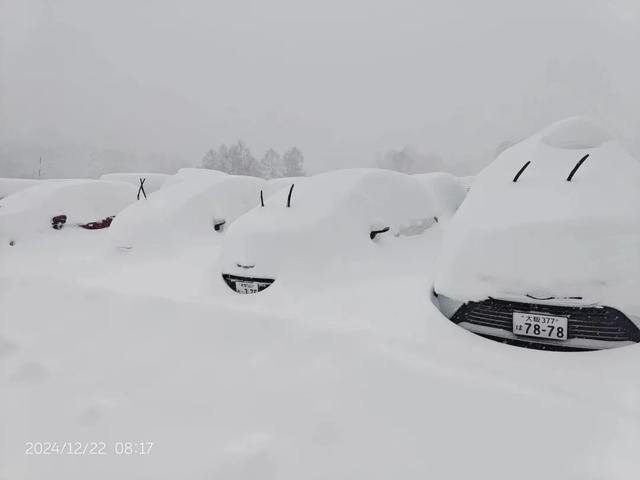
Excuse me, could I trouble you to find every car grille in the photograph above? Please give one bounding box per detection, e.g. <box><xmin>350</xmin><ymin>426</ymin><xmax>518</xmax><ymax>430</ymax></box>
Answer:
<box><xmin>451</xmin><ymin>298</ymin><xmax>640</xmax><ymax>343</ymax></box>
<box><xmin>222</xmin><ymin>274</ymin><xmax>275</xmax><ymax>293</ymax></box>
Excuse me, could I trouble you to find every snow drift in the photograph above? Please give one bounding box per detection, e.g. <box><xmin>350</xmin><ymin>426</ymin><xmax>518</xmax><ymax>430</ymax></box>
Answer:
<box><xmin>109</xmin><ymin>175</ymin><xmax>266</xmax><ymax>250</ymax></box>
<box><xmin>434</xmin><ymin>116</ymin><xmax>640</xmax><ymax>316</ymax></box>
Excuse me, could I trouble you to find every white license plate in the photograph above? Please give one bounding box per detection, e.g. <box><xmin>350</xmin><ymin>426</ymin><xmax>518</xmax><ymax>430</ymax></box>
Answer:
<box><xmin>513</xmin><ymin>312</ymin><xmax>568</xmax><ymax>341</ymax></box>
<box><xmin>235</xmin><ymin>281</ymin><xmax>259</xmax><ymax>294</ymax></box>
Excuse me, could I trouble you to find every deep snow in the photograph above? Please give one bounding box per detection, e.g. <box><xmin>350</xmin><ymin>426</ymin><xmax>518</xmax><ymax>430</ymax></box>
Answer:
<box><xmin>2</xmin><ymin>162</ymin><xmax>640</xmax><ymax>479</ymax></box>
<box><xmin>1</xmin><ymin>223</ymin><xmax>640</xmax><ymax>479</ymax></box>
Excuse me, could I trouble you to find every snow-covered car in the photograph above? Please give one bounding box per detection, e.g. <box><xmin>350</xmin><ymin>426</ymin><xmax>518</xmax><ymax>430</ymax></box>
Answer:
<box><xmin>109</xmin><ymin>175</ymin><xmax>266</xmax><ymax>250</ymax></box>
<box><xmin>218</xmin><ymin>168</ymin><xmax>437</xmax><ymax>294</ymax></box>
<box><xmin>100</xmin><ymin>173</ymin><xmax>170</xmax><ymax>196</ymax></box>
<box><xmin>161</xmin><ymin>168</ymin><xmax>228</xmax><ymax>189</ymax></box>
<box><xmin>412</xmin><ymin>172</ymin><xmax>467</xmax><ymax>222</ymax></box>
<box><xmin>433</xmin><ymin>117</ymin><xmax>640</xmax><ymax>351</ymax></box>
<box><xmin>0</xmin><ymin>179</ymin><xmax>137</xmax><ymax>246</ymax></box>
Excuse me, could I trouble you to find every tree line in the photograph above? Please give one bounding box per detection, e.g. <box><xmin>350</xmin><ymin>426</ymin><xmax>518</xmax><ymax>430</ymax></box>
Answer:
<box><xmin>201</xmin><ymin>141</ymin><xmax>305</xmax><ymax>178</ymax></box>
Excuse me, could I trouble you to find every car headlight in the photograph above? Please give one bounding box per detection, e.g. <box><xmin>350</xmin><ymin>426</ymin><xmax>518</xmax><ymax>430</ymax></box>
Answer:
<box><xmin>433</xmin><ymin>291</ymin><xmax>464</xmax><ymax>319</ymax></box>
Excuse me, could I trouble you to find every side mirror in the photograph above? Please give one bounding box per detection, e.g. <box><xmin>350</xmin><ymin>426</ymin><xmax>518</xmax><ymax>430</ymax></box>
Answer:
<box><xmin>370</xmin><ymin>226</ymin><xmax>390</xmax><ymax>240</ymax></box>
<box><xmin>213</xmin><ymin>219</ymin><xmax>226</xmax><ymax>232</ymax></box>
<box><xmin>51</xmin><ymin>215</ymin><xmax>67</xmax><ymax>230</ymax></box>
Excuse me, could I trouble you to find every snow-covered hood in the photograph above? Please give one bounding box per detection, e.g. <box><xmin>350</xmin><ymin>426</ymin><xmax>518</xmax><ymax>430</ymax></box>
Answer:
<box><xmin>435</xmin><ymin>117</ymin><xmax>640</xmax><ymax>315</ymax></box>
<box><xmin>218</xmin><ymin>168</ymin><xmax>436</xmax><ymax>280</ymax></box>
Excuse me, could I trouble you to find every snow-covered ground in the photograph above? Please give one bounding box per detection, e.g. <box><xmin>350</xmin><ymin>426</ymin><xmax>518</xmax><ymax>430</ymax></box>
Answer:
<box><xmin>2</xmin><ymin>224</ymin><xmax>640</xmax><ymax>479</ymax></box>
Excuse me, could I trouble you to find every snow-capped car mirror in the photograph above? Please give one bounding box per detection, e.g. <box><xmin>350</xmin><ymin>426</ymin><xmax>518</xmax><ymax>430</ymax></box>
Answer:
<box><xmin>213</xmin><ymin>219</ymin><xmax>226</xmax><ymax>231</ymax></box>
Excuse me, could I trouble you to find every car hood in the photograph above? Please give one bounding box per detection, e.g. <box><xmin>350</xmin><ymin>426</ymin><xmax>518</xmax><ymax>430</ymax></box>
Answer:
<box><xmin>435</xmin><ymin>218</ymin><xmax>640</xmax><ymax>316</ymax></box>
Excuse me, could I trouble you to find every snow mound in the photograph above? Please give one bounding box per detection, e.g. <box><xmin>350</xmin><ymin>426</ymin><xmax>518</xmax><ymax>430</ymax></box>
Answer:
<box><xmin>412</xmin><ymin>172</ymin><xmax>467</xmax><ymax>221</ymax></box>
<box><xmin>161</xmin><ymin>168</ymin><xmax>228</xmax><ymax>188</ymax></box>
<box><xmin>110</xmin><ymin>175</ymin><xmax>266</xmax><ymax>250</ymax></box>
<box><xmin>434</xmin><ymin>117</ymin><xmax>640</xmax><ymax>315</ymax></box>
<box><xmin>0</xmin><ymin>180</ymin><xmax>137</xmax><ymax>244</ymax></box>
<box><xmin>217</xmin><ymin>168</ymin><xmax>436</xmax><ymax>282</ymax></box>
<box><xmin>0</xmin><ymin>178</ymin><xmax>42</xmax><ymax>199</ymax></box>
<box><xmin>541</xmin><ymin>116</ymin><xmax>612</xmax><ymax>150</ymax></box>
<box><xmin>100</xmin><ymin>173</ymin><xmax>170</xmax><ymax>193</ymax></box>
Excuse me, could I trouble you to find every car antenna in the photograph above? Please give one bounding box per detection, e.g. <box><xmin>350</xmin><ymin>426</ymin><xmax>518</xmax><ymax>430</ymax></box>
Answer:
<box><xmin>286</xmin><ymin>184</ymin><xmax>294</xmax><ymax>208</ymax></box>
<box><xmin>566</xmin><ymin>154</ymin><xmax>589</xmax><ymax>182</ymax></box>
<box><xmin>512</xmin><ymin>161</ymin><xmax>531</xmax><ymax>183</ymax></box>
<box><xmin>260</xmin><ymin>190</ymin><xmax>264</xmax><ymax>207</ymax></box>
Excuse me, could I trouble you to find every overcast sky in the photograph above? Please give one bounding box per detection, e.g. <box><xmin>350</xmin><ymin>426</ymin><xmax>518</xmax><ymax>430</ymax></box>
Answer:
<box><xmin>1</xmin><ymin>0</ymin><xmax>640</xmax><ymax>173</ymax></box>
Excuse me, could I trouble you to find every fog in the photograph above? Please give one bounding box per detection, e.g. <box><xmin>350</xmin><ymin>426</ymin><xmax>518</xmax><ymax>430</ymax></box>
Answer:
<box><xmin>1</xmin><ymin>0</ymin><xmax>639</xmax><ymax>176</ymax></box>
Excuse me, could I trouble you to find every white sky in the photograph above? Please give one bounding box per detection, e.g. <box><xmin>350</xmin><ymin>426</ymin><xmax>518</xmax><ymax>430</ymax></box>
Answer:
<box><xmin>1</xmin><ymin>0</ymin><xmax>639</xmax><ymax>173</ymax></box>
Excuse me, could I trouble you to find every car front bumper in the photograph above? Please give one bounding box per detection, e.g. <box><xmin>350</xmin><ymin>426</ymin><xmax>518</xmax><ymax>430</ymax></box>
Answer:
<box><xmin>435</xmin><ymin>293</ymin><xmax>640</xmax><ymax>351</ymax></box>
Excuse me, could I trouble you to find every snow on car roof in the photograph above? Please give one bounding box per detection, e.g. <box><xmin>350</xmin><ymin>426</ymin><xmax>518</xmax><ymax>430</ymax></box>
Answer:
<box><xmin>266</xmin><ymin>176</ymin><xmax>307</xmax><ymax>192</ymax></box>
<box><xmin>0</xmin><ymin>179</ymin><xmax>137</xmax><ymax>218</ymax></box>
<box><xmin>109</xmin><ymin>175</ymin><xmax>266</xmax><ymax>249</ymax></box>
<box><xmin>161</xmin><ymin>168</ymin><xmax>228</xmax><ymax>189</ymax></box>
<box><xmin>235</xmin><ymin>168</ymin><xmax>433</xmax><ymax>231</ymax></box>
<box><xmin>0</xmin><ymin>178</ymin><xmax>42</xmax><ymax>199</ymax></box>
<box><xmin>457</xmin><ymin>116</ymin><xmax>640</xmax><ymax>224</ymax></box>
<box><xmin>434</xmin><ymin>117</ymin><xmax>640</xmax><ymax>313</ymax></box>
<box><xmin>540</xmin><ymin>116</ymin><xmax>613</xmax><ymax>149</ymax></box>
